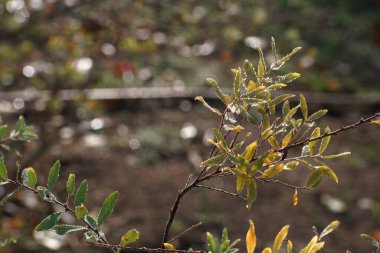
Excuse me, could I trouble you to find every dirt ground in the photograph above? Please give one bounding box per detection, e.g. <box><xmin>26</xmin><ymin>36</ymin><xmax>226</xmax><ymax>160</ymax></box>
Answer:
<box><xmin>0</xmin><ymin>99</ymin><xmax>379</xmax><ymax>253</ymax></box>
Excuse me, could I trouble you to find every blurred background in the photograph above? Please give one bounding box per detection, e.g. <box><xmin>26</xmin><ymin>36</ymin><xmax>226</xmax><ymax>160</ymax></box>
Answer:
<box><xmin>0</xmin><ymin>0</ymin><xmax>379</xmax><ymax>252</ymax></box>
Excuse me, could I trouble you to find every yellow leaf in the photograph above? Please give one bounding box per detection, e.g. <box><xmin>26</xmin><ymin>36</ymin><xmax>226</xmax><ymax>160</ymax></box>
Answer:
<box><xmin>163</xmin><ymin>243</ymin><xmax>175</xmax><ymax>250</ymax></box>
<box><xmin>263</xmin><ymin>152</ymin><xmax>281</xmax><ymax>166</ymax></box>
<box><xmin>233</xmin><ymin>125</ymin><xmax>245</xmax><ymax>133</ymax></box>
<box><xmin>259</xmin><ymin>164</ymin><xmax>284</xmax><ymax>179</ymax></box>
<box><xmin>247</xmin><ymin>80</ymin><xmax>256</xmax><ymax>93</ymax></box>
<box><xmin>281</xmin><ymin>133</ymin><xmax>292</xmax><ymax>148</ymax></box>
<box><xmin>273</xmin><ymin>225</ymin><xmax>289</xmax><ymax>253</ymax></box>
<box><xmin>246</xmin><ymin>220</ymin><xmax>256</xmax><ymax>253</ymax></box>
<box><xmin>371</xmin><ymin>119</ymin><xmax>380</xmax><ymax>125</ymax></box>
<box><xmin>287</xmin><ymin>240</ymin><xmax>293</xmax><ymax>253</ymax></box>
<box><xmin>242</xmin><ymin>141</ymin><xmax>258</xmax><ymax>161</ymax></box>
<box><xmin>262</xmin><ymin>248</ymin><xmax>272</xmax><ymax>253</ymax></box>
<box><xmin>293</xmin><ymin>189</ymin><xmax>298</xmax><ymax>207</ymax></box>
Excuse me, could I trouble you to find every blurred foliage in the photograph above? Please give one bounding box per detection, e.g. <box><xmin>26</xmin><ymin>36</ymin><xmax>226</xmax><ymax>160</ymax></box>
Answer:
<box><xmin>0</xmin><ymin>0</ymin><xmax>379</xmax><ymax>93</ymax></box>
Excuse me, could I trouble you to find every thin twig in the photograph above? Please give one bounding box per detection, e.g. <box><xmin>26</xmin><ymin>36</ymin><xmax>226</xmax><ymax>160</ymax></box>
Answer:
<box><xmin>168</xmin><ymin>222</ymin><xmax>203</xmax><ymax>243</ymax></box>
<box><xmin>91</xmin><ymin>243</ymin><xmax>206</xmax><ymax>253</ymax></box>
<box><xmin>6</xmin><ymin>179</ymin><xmax>117</xmax><ymax>253</ymax></box>
<box><xmin>277</xmin><ymin>112</ymin><xmax>380</xmax><ymax>153</ymax></box>
<box><xmin>196</xmin><ymin>185</ymin><xmax>246</xmax><ymax>201</ymax></box>
<box><xmin>255</xmin><ymin>177</ymin><xmax>309</xmax><ymax>190</ymax></box>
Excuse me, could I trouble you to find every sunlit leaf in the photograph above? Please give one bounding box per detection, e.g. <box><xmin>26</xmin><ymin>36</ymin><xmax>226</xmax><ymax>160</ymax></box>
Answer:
<box><xmin>262</xmin><ymin>248</ymin><xmax>272</xmax><ymax>253</ymax></box>
<box><xmin>201</xmin><ymin>154</ymin><xmax>227</xmax><ymax>168</ymax></box>
<box><xmin>47</xmin><ymin>160</ymin><xmax>60</xmax><ymax>192</ymax></box>
<box><xmin>293</xmin><ymin>189</ymin><xmax>298</xmax><ymax>207</ymax></box>
<box><xmin>246</xmin><ymin>220</ymin><xmax>256</xmax><ymax>253</ymax></box>
<box><xmin>318</xmin><ymin>127</ymin><xmax>331</xmax><ymax>154</ymax></box>
<box><xmin>97</xmin><ymin>191</ymin><xmax>119</xmax><ymax>226</ymax></box>
<box><xmin>320</xmin><ymin>220</ymin><xmax>340</xmax><ymax>239</ymax></box>
<box><xmin>307</xmin><ymin>110</ymin><xmax>328</xmax><ymax>122</ymax></box>
<box><xmin>195</xmin><ymin>96</ymin><xmax>222</xmax><ymax>116</ymax></box>
<box><xmin>233</xmin><ymin>68</ymin><xmax>242</xmax><ymax>99</ymax></box>
<box><xmin>287</xmin><ymin>240</ymin><xmax>293</xmax><ymax>253</ymax></box>
<box><xmin>257</xmin><ymin>47</ymin><xmax>266</xmax><ymax>83</ymax></box>
<box><xmin>207</xmin><ymin>78</ymin><xmax>228</xmax><ymax>105</ymax></box>
<box><xmin>35</xmin><ymin>212</ymin><xmax>63</xmax><ymax>232</ymax></box>
<box><xmin>281</xmin><ymin>133</ymin><xmax>292</xmax><ymax>148</ymax></box>
<box><xmin>164</xmin><ymin>243</ymin><xmax>175</xmax><ymax>250</ymax></box>
<box><xmin>75</xmin><ymin>204</ymin><xmax>89</xmax><ymax>220</ymax></box>
<box><xmin>309</xmin><ymin>128</ymin><xmax>321</xmax><ymax>154</ymax></box>
<box><xmin>120</xmin><ymin>229</ymin><xmax>140</xmax><ymax>247</ymax></box>
<box><xmin>66</xmin><ymin>173</ymin><xmax>75</xmax><ymax>199</ymax></box>
<box><xmin>321</xmin><ymin>152</ymin><xmax>351</xmax><ymax>159</ymax></box>
<box><xmin>272</xmin><ymin>47</ymin><xmax>302</xmax><ymax>70</ymax></box>
<box><xmin>207</xmin><ymin>232</ymin><xmax>216</xmax><ymax>253</ymax></box>
<box><xmin>300</xmin><ymin>94</ymin><xmax>308</xmax><ymax>120</ymax></box>
<box><xmin>242</xmin><ymin>141</ymin><xmax>258</xmax><ymax>162</ymax></box>
<box><xmin>259</xmin><ymin>164</ymin><xmax>284</xmax><ymax>179</ymax></box>
<box><xmin>273</xmin><ymin>225</ymin><xmax>289</xmax><ymax>253</ymax></box>
<box><xmin>305</xmin><ymin>170</ymin><xmax>323</xmax><ymax>189</ymax></box>
<box><xmin>360</xmin><ymin>234</ymin><xmax>379</xmax><ymax>248</ymax></box>
<box><xmin>21</xmin><ymin>167</ymin><xmax>37</xmax><ymax>188</ymax></box>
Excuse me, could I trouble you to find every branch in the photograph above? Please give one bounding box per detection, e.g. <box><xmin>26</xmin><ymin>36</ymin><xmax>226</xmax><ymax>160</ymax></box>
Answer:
<box><xmin>92</xmin><ymin>243</ymin><xmax>206</xmax><ymax>253</ymax></box>
<box><xmin>277</xmin><ymin>112</ymin><xmax>380</xmax><ymax>152</ymax></box>
<box><xmin>196</xmin><ymin>185</ymin><xmax>246</xmax><ymax>201</ymax></box>
<box><xmin>168</xmin><ymin>222</ymin><xmax>203</xmax><ymax>243</ymax></box>
<box><xmin>5</xmin><ymin>179</ymin><xmax>117</xmax><ymax>253</ymax></box>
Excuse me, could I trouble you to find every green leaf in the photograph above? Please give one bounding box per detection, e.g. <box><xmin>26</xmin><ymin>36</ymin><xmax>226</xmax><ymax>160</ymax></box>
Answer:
<box><xmin>321</xmin><ymin>152</ymin><xmax>351</xmax><ymax>159</ymax></box>
<box><xmin>250</xmin><ymin>152</ymin><xmax>268</xmax><ymax>174</ymax></box>
<box><xmin>305</xmin><ymin>170</ymin><xmax>323</xmax><ymax>189</ymax></box>
<box><xmin>285</xmin><ymin>105</ymin><xmax>300</xmax><ymax>121</ymax></box>
<box><xmin>272</xmin><ymin>47</ymin><xmax>302</xmax><ymax>70</ymax></box>
<box><xmin>360</xmin><ymin>234</ymin><xmax>379</xmax><ymax>248</ymax></box>
<box><xmin>307</xmin><ymin>109</ymin><xmax>328</xmax><ymax>122</ymax></box>
<box><xmin>97</xmin><ymin>191</ymin><xmax>119</xmax><ymax>226</ymax></box>
<box><xmin>300</xmin><ymin>94</ymin><xmax>308</xmax><ymax>120</ymax></box>
<box><xmin>318</xmin><ymin>166</ymin><xmax>338</xmax><ymax>183</ymax></box>
<box><xmin>236</xmin><ymin>174</ymin><xmax>245</xmax><ymax>194</ymax></box>
<box><xmin>309</xmin><ymin>127</ymin><xmax>321</xmax><ymax>154</ymax></box>
<box><xmin>74</xmin><ymin>180</ymin><xmax>88</xmax><ymax>207</ymax></box>
<box><xmin>120</xmin><ymin>229</ymin><xmax>140</xmax><ymax>247</ymax></box>
<box><xmin>14</xmin><ymin>116</ymin><xmax>26</xmax><ymax>134</ymax></box>
<box><xmin>50</xmin><ymin>225</ymin><xmax>87</xmax><ymax>235</ymax></box>
<box><xmin>213</xmin><ymin>128</ymin><xmax>228</xmax><ymax>148</ymax></box>
<box><xmin>0</xmin><ymin>159</ymin><xmax>8</xmax><ymax>180</ymax></box>
<box><xmin>201</xmin><ymin>154</ymin><xmax>227</xmax><ymax>168</ymax></box>
<box><xmin>246</xmin><ymin>179</ymin><xmax>257</xmax><ymax>209</ymax></box>
<box><xmin>47</xmin><ymin>160</ymin><xmax>60</xmax><ymax>191</ymax></box>
<box><xmin>242</xmin><ymin>141</ymin><xmax>258</xmax><ymax>162</ymax></box>
<box><xmin>66</xmin><ymin>173</ymin><xmax>75</xmax><ymax>199</ymax></box>
<box><xmin>37</xmin><ymin>186</ymin><xmax>57</xmax><ymax>203</ymax></box>
<box><xmin>207</xmin><ymin>78</ymin><xmax>228</xmax><ymax>105</ymax></box>
<box><xmin>195</xmin><ymin>96</ymin><xmax>222</xmax><ymax>116</ymax></box>
<box><xmin>319</xmin><ymin>127</ymin><xmax>331</xmax><ymax>154</ymax></box>
<box><xmin>271</xmin><ymin>94</ymin><xmax>295</xmax><ymax>106</ymax></box>
<box><xmin>35</xmin><ymin>212</ymin><xmax>64</xmax><ymax>231</ymax></box>
<box><xmin>84</xmin><ymin>215</ymin><xmax>98</xmax><ymax>229</ymax></box>
<box><xmin>244</xmin><ymin>60</ymin><xmax>255</xmax><ymax>76</ymax></box>
<box><xmin>320</xmin><ymin>220</ymin><xmax>340</xmax><ymax>239</ymax></box>
<box><xmin>207</xmin><ymin>232</ymin><xmax>217</xmax><ymax>253</ymax></box>
<box><xmin>84</xmin><ymin>231</ymin><xmax>98</xmax><ymax>242</ymax></box>
<box><xmin>75</xmin><ymin>204</ymin><xmax>89</xmax><ymax>220</ymax></box>
<box><xmin>257</xmin><ymin>47</ymin><xmax>266</xmax><ymax>83</ymax></box>
<box><xmin>232</xmin><ymin>68</ymin><xmax>242</xmax><ymax>99</ymax></box>
<box><xmin>0</xmin><ymin>188</ymin><xmax>20</xmax><ymax>206</ymax></box>
<box><xmin>0</xmin><ymin>125</ymin><xmax>8</xmax><ymax>140</ymax></box>
<box><xmin>259</xmin><ymin>164</ymin><xmax>284</xmax><ymax>179</ymax></box>
<box><xmin>271</xmin><ymin>37</ymin><xmax>278</xmax><ymax>62</ymax></box>
<box><xmin>282</xmin><ymin>100</ymin><xmax>290</xmax><ymax>118</ymax></box>
<box><xmin>21</xmin><ymin>167</ymin><xmax>37</xmax><ymax>188</ymax></box>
